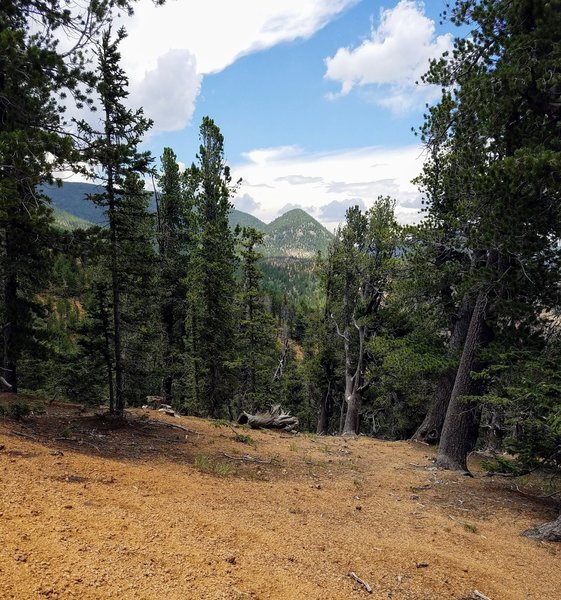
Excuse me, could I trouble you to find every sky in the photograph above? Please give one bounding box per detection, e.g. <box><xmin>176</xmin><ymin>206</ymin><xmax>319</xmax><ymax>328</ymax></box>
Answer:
<box><xmin>109</xmin><ymin>0</ymin><xmax>459</xmax><ymax>228</ymax></box>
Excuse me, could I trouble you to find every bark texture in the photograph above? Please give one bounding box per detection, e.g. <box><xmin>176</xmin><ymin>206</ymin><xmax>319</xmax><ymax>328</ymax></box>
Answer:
<box><xmin>522</xmin><ymin>513</ymin><xmax>561</xmax><ymax>542</ymax></box>
<box><xmin>238</xmin><ymin>405</ymin><xmax>298</xmax><ymax>432</ymax></box>
<box><xmin>436</xmin><ymin>290</ymin><xmax>488</xmax><ymax>472</ymax></box>
<box><xmin>316</xmin><ymin>383</ymin><xmax>333</xmax><ymax>435</ymax></box>
<box><xmin>412</xmin><ymin>295</ymin><xmax>474</xmax><ymax>443</ymax></box>
<box><xmin>3</xmin><ymin>272</ymin><xmax>17</xmax><ymax>393</ymax></box>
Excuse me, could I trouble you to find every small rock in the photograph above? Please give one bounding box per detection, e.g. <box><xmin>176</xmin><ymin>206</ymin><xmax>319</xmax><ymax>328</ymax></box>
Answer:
<box><xmin>225</xmin><ymin>555</ymin><xmax>236</xmax><ymax>565</ymax></box>
<box><xmin>50</xmin><ymin>450</ymin><xmax>63</xmax><ymax>456</ymax></box>
<box><xmin>415</xmin><ymin>562</ymin><xmax>429</xmax><ymax>568</ymax></box>
<box><xmin>355</xmin><ymin>505</ymin><xmax>362</xmax><ymax>511</ymax></box>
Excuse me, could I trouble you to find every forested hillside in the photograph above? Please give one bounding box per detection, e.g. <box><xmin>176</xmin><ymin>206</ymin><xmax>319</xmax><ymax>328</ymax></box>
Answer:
<box><xmin>1</xmin><ymin>0</ymin><xmax>560</xmax><ymax>560</ymax></box>
<box><xmin>46</xmin><ymin>182</ymin><xmax>333</xmax><ymax>259</ymax></box>
<box><xmin>46</xmin><ymin>182</ymin><xmax>330</xmax><ymax>300</ymax></box>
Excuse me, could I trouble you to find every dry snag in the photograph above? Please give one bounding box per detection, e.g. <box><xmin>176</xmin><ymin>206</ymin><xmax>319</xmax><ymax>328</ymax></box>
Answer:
<box><xmin>237</xmin><ymin>404</ymin><xmax>298</xmax><ymax>432</ymax></box>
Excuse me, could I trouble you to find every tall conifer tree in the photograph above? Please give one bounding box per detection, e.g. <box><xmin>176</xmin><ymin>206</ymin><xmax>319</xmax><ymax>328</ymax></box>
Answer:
<box><xmin>79</xmin><ymin>27</ymin><xmax>153</xmax><ymax>416</ymax></box>
<box><xmin>190</xmin><ymin>117</ymin><xmax>237</xmax><ymax>417</ymax></box>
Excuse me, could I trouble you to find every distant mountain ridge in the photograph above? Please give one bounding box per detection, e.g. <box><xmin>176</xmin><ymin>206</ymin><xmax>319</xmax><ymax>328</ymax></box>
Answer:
<box><xmin>44</xmin><ymin>181</ymin><xmax>333</xmax><ymax>258</ymax></box>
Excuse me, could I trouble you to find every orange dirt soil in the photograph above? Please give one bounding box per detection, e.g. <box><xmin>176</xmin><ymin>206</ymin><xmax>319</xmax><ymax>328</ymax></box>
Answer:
<box><xmin>0</xmin><ymin>394</ymin><xmax>559</xmax><ymax>600</ymax></box>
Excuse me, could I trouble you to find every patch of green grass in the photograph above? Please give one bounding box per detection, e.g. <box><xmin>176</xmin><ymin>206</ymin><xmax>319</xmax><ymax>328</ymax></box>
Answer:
<box><xmin>195</xmin><ymin>454</ymin><xmax>211</xmax><ymax>472</ymax></box>
<box><xmin>210</xmin><ymin>419</ymin><xmax>230</xmax><ymax>428</ymax></box>
<box><xmin>289</xmin><ymin>442</ymin><xmax>299</xmax><ymax>452</ymax></box>
<box><xmin>213</xmin><ymin>461</ymin><xmax>235</xmax><ymax>477</ymax></box>
<box><xmin>232</xmin><ymin>432</ymin><xmax>256</xmax><ymax>447</ymax></box>
<box><xmin>194</xmin><ymin>454</ymin><xmax>235</xmax><ymax>477</ymax></box>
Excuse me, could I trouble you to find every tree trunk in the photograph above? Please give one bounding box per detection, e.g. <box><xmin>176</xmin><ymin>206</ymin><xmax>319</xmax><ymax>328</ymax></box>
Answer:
<box><xmin>97</xmin><ymin>286</ymin><xmax>115</xmax><ymax>413</ymax></box>
<box><xmin>483</xmin><ymin>409</ymin><xmax>505</xmax><ymax>454</ymax></box>
<box><xmin>162</xmin><ymin>302</ymin><xmax>174</xmax><ymax>405</ymax></box>
<box><xmin>316</xmin><ymin>382</ymin><xmax>332</xmax><ymax>435</ymax></box>
<box><xmin>342</xmin><ymin>323</ymin><xmax>369</xmax><ymax>436</ymax></box>
<box><xmin>238</xmin><ymin>404</ymin><xmax>298</xmax><ymax>431</ymax></box>
<box><xmin>412</xmin><ymin>295</ymin><xmax>474</xmax><ymax>443</ymax></box>
<box><xmin>342</xmin><ymin>390</ymin><xmax>362</xmax><ymax>436</ymax></box>
<box><xmin>107</xmin><ymin>165</ymin><xmax>124</xmax><ymax>417</ymax></box>
<box><xmin>111</xmin><ymin>245</ymin><xmax>124</xmax><ymax>416</ymax></box>
<box><xmin>522</xmin><ymin>513</ymin><xmax>561</xmax><ymax>542</ymax></box>
<box><xmin>436</xmin><ymin>290</ymin><xmax>488</xmax><ymax>472</ymax></box>
<box><xmin>3</xmin><ymin>271</ymin><xmax>17</xmax><ymax>393</ymax></box>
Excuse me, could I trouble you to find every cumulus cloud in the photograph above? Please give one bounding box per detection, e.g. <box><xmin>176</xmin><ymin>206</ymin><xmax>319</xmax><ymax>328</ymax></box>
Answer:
<box><xmin>279</xmin><ymin>202</ymin><xmax>304</xmax><ymax>213</ymax></box>
<box><xmin>132</xmin><ymin>50</ymin><xmax>201</xmax><ymax>134</ymax></box>
<box><xmin>234</xmin><ymin>193</ymin><xmax>261</xmax><ymax>212</ymax></box>
<box><xmin>324</xmin><ymin>0</ymin><xmax>452</xmax><ymax>112</ymax></box>
<box><xmin>123</xmin><ymin>1</ymin><xmax>359</xmax><ymax>77</ymax></box>
<box><xmin>319</xmin><ymin>198</ymin><xmax>366</xmax><ymax>220</ymax></box>
<box><xmin>115</xmin><ymin>1</ymin><xmax>358</xmax><ymax>133</ymax></box>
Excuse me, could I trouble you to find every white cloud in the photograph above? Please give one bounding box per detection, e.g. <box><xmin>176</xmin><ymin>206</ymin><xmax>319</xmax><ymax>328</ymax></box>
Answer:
<box><xmin>320</xmin><ymin>198</ymin><xmax>366</xmax><ymax>220</ymax></box>
<box><xmin>242</xmin><ymin>145</ymin><xmax>303</xmax><ymax>165</ymax></box>
<box><xmin>234</xmin><ymin>193</ymin><xmax>261</xmax><ymax>212</ymax></box>
<box><xmin>278</xmin><ymin>202</ymin><xmax>306</xmax><ymax>214</ymax></box>
<box><xmin>231</xmin><ymin>145</ymin><xmax>425</xmax><ymax>227</ymax></box>
<box><xmin>132</xmin><ymin>50</ymin><xmax>201</xmax><ymax>134</ymax></box>
<box><xmin>324</xmin><ymin>0</ymin><xmax>452</xmax><ymax>113</ymax></box>
<box><xmin>123</xmin><ymin>1</ymin><xmax>358</xmax><ymax>77</ymax></box>
<box><xmin>276</xmin><ymin>175</ymin><xmax>324</xmax><ymax>185</ymax></box>
<box><xmin>116</xmin><ymin>1</ymin><xmax>358</xmax><ymax>133</ymax></box>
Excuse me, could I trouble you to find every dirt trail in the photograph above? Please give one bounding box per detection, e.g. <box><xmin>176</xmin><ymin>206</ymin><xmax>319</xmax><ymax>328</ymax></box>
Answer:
<box><xmin>0</xmin><ymin>397</ymin><xmax>559</xmax><ymax>599</ymax></box>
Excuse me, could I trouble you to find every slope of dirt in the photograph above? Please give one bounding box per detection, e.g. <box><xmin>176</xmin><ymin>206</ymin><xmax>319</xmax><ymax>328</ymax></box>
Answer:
<box><xmin>0</xmin><ymin>395</ymin><xmax>559</xmax><ymax>600</ymax></box>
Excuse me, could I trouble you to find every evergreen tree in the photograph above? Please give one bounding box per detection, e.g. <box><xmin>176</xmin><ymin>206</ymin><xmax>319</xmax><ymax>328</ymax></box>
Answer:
<box><xmin>0</xmin><ymin>0</ymin><xmax>146</xmax><ymax>393</ymax></box>
<box><xmin>417</xmin><ymin>0</ymin><xmax>561</xmax><ymax>472</ymax></box>
<box><xmin>232</xmin><ymin>227</ymin><xmax>279</xmax><ymax>415</ymax></box>
<box><xmin>156</xmin><ymin>148</ymin><xmax>195</xmax><ymax>407</ymax></box>
<box><xmin>328</xmin><ymin>198</ymin><xmax>400</xmax><ymax>435</ymax></box>
<box><xmin>78</xmin><ymin>27</ymin><xmax>154</xmax><ymax>416</ymax></box>
<box><xmin>189</xmin><ymin>117</ymin><xmax>238</xmax><ymax>417</ymax></box>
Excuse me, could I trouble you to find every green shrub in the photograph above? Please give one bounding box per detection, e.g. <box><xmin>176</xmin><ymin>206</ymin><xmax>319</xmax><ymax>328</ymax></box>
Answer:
<box><xmin>6</xmin><ymin>400</ymin><xmax>31</xmax><ymax>420</ymax></box>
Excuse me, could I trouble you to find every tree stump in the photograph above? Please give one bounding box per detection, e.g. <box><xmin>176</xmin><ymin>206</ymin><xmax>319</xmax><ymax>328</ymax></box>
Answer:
<box><xmin>522</xmin><ymin>513</ymin><xmax>561</xmax><ymax>542</ymax></box>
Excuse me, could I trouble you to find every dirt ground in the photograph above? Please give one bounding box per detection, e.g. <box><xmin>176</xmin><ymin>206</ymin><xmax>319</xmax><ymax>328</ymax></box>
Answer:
<box><xmin>0</xmin><ymin>394</ymin><xmax>559</xmax><ymax>600</ymax></box>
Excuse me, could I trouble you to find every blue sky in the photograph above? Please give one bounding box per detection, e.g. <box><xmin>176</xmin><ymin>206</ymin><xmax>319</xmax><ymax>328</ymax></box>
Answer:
<box><xmin>112</xmin><ymin>1</ymin><xmax>459</xmax><ymax>227</ymax></box>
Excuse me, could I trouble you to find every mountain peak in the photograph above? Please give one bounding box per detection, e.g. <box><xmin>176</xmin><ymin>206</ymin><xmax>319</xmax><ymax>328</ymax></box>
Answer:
<box><xmin>265</xmin><ymin>208</ymin><xmax>332</xmax><ymax>259</ymax></box>
<box><xmin>44</xmin><ymin>181</ymin><xmax>333</xmax><ymax>260</ymax></box>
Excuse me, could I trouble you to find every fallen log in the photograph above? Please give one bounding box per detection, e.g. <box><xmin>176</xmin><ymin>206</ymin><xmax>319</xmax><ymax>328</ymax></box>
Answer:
<box><xmin>237</xmin><ymin>404</ymin><xmax>298</xmax><ymax>432</ymax></box>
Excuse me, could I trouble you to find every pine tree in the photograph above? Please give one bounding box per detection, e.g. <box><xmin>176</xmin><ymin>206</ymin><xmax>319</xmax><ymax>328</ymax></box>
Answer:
<box><xmin>188</xmin><ymin>117</ymin><xmax>238</xmax><ymax>418</ymax></box>
<box><xmin>156</xmin><ymin>148</ymin><xmax>196</xmax><ymax>407</ymax></box>
<box><xmin>0</xmin><ymin>1</ymin><xmax>147</xmax><ymax>393</ymax></box>
<box><xmin>232</xmin><ymin>227</ymin><xmax>279</xmax><ymax>415</ymax></box>
<box><xmin>416</xmin><ymin>1</ymin><xmax>561</xmax><ymax>472</ymax></box>
<box><xmin>328</xmin><ymin>198</ymin><xmax>400</xmax><ymax>435</ymax></box>
<box><xmin>78</xmin><ymin>27</ymin><xmax>154</xmax><ymax>416</ymax></box>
